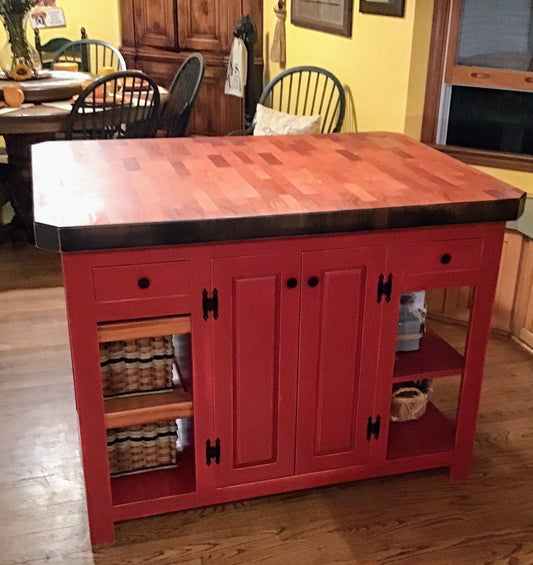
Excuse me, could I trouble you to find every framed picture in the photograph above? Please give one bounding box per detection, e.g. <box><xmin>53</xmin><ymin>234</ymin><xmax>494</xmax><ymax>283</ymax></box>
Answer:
<box><xmin>291</xmin><ymin>0</ymin><xmax>353</xmax><ymax>37</ymax></box>
<box><xmin>359</xmin><ymin>0</ymin><xmax>405</xmax><ymax>17</ymax></box>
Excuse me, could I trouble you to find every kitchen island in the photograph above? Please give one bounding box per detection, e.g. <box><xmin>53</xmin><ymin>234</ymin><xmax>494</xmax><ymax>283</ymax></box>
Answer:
<box><xmin>32</xmin><ymin>132</ymin><xmax>525</xmax><ymax>544</ymax></box>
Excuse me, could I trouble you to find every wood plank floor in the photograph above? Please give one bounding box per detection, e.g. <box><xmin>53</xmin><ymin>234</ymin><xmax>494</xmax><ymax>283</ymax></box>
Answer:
<box><xmin>1</xmin><ymin>243</ymin><xmax>532</xmax><ymax>564</ymax></box>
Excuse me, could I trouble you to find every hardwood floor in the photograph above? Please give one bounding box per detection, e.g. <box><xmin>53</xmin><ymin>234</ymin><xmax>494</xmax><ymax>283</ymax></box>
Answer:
<box><xmin>0</xmin><ymin>241</ymin><xmax>63</xmax><ymax>290</ymax></box>
<box><xmin>1</xmin><ymin>244</ymin><xmax>532</xmax><ymax>564</ymax></box>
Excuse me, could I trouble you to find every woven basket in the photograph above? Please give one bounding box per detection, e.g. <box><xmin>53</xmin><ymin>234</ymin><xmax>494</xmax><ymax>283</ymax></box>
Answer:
<box><xmin>100</xmin><ymin>335</ymin><xmax>175</xmax><ymax>397</ymax></box>
<box><xmin>107</xmin><ymin>420</ymin><xmax>178</xmax><ymax>476</ymax></box>
<box><xmin>390</xmin><ymin>387</ymin><xmax>429</xmax><ymax>422</ymax></box>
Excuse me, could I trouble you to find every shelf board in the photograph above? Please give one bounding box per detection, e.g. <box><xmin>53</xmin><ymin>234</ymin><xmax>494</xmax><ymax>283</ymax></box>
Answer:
<box><xmin>111</xmin><ymin>448</ymin><xmax>196</xmax><ymax>508</ymax></box>
<box><xmin>393</xmin><ymin>331</ymin><xmax>464</xmax><ymax>381</ymax></box>
<box><xmin>98</xmin><ymin>315</ymin><xmax>190</xmax><ymax>343</ymax></box>
<box><xmin>387</xmin><ymin>402</ymin><xmax>456</xmax><ymax>460</ymax></box>
<box><xmin>104</xmin><ymin>387</ymin><xmax>193</xmax><ymax>429</ymax></box>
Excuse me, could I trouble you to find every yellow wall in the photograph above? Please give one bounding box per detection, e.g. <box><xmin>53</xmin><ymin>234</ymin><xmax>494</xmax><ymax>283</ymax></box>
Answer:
<box><xmin>0</xmin><ymin>1</ymin><xmax>120</xmax><ymax>49</ymax></box>
<box><xmin>264</xmin><ymin>0</ymin><xmax>434</xmax><ymax>137</ymax></box>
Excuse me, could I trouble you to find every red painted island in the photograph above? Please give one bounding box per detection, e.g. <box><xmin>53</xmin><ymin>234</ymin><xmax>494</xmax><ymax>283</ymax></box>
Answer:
<box><xmin>32</xmin><ymin>132</ymin><xmax>525</xmax><ymax>545</ymax></box>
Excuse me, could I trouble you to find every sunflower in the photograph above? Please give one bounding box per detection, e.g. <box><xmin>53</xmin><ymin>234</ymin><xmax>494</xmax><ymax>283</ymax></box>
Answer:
<box><xmin>10</xmin><ymin>59</ymin><xmax>33</xmax><ymax>80</ymax></box>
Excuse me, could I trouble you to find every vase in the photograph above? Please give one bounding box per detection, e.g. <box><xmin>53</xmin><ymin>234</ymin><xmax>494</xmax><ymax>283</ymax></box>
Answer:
<box><xmin>0</xmin><ymin>10</ymin><xmax>41</xmax><ymax>80</ymax></box>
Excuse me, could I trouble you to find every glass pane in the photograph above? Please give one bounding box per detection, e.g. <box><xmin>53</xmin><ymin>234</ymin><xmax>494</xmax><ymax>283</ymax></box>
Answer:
<box><xmin>456</xmin><ymin>0</ymin><xmax>533</xmax><ymax>71</ymax></box>
<box><xmin>446</xmin><ymin>85</ymin><xmax>533</xmax><ymax>155</ymax></box>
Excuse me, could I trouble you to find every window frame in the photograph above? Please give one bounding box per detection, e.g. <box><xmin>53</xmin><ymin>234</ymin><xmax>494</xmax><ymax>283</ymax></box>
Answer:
<box><xmin>421</xmin><ymin>0</ymin><xmax>533</xmax><ymax>173</ymax></box>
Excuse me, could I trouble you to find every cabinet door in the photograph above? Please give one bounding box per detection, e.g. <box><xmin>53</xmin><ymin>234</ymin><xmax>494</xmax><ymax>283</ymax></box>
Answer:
<box><xmin>133</xmin><ymin>0</ymin><xmax>177</xmax><ymax>50</ymax></box>
<box><xmin>177</xmin><ymin>0</ymin><xmax>238</xmax><ymax>52</ymax></box>
<box><xmin>211</xmin><ymin>252</ymin><xmax>300</xmax><ymax>487</ymax></box>
<box><xmin>295</xmin><ymin>246</ymin><xmax>386</xmax><ymax>473</ymax></box>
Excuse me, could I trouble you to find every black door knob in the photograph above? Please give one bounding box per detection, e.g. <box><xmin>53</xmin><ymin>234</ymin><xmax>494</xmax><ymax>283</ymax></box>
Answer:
<box><xmin>308</xmin><ymin>276</ymin><xmax>319</xmax><ymax>287</ymax></box>
<box><xmin>137</xmin><ymin>277</ymin><xmax>151</xmax><ymax>289</ymax></box>
<box><xmin>440</xmin><ymin>253</ymin><xmax>452</xmax><ymax>265</ymax></box>
<box><xmin>286</xmin><ymin>277</ymin><xmax>298</xmax><ymax>289</ymax></box>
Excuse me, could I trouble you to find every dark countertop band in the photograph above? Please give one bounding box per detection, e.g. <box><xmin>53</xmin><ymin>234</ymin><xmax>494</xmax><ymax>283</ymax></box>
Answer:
<box><xmin>31</xmin><ymin>132</ymin><xmax>526</xmax><ymax>252</ymax></box>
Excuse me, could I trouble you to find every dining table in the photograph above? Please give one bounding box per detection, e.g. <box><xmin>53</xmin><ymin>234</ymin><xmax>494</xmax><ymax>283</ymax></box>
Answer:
<box><xmin>0</xmin><ymin>70</ymin><xmax>93</xmax><ymax>241</ymax></box>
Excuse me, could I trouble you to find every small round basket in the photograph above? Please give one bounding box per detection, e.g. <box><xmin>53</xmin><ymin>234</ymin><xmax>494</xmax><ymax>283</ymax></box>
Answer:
<box><xmin>390</xmin><ymin>387</ymin><xmax>429</xmax><ymax>422</ymax></box>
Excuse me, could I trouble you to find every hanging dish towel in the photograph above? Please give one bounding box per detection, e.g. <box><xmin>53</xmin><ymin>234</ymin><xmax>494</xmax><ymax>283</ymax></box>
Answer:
<box><xmin>225</xmin><ymin>37</ymin><xmax>247</xmax><ymax>98</ymax></box>
<box><xmin>270</xmin><ymin>2</ymin><xmax>286</xmax><ymax>64</ymax></box>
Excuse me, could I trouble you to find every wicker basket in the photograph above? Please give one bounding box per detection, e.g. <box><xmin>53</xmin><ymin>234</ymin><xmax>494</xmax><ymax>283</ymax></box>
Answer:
<box><xmin>107</xmin><ymin>420</ymin><xmax>178</xmax><ymax>476</ymax></box>
<box><xmin>390</xmin><ymin>387</ymin><xmax>429</xmax><ymax>422</ymax></box>
<box><xmin>100</xmin><ymin>335</ymin><xmax>175</xmax><ymax>397</ymax></box>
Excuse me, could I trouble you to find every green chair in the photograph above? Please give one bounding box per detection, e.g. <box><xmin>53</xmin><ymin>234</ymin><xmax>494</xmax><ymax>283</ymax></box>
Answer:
<box><xmin>157</xmin><ymin>53</ymin><xmax>205</xmax><ymax>137</ymax></box>
<box><xmin>34</xmin><ymin>27</ymin><xmax>87</xmax><ymax>69</ymax></box>
<box><xmin>53</xmin><ymin>39</ymin><xmax>126</xmax><ymax>75</ymax></box>
<box><xmin>257</xmin><ymin>66</ymin><xmax>346</xmax><ymax>133</ymax></box>
<box><xmin>64</xmin><ymin>70</ymin><xmax>160</xmax><ymax>140</ymax></box>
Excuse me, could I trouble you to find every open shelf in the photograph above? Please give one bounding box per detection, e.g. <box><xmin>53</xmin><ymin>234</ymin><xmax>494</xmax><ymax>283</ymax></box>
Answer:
<box><xmin>104</xmin><ymin>387</ymin><xmax>193</xmax><ymax>428</ymax></box>
<box><xmin>393</xmin><ymin>331</ymin><xmax>464</xmax><ymax>382</ymax></box>
<box><xmin>111</xmin><ymin>448</ymin><xmax>196</xmax><ymax>506</ymax></box>
<box><xmin>387</xmin><ymin>402</ymin><xmax>456</xmax><ymax>460</ymax></box>
<box><xmin>98</xmin><ymin>315</ymin><xmax>190</xmax><ymax>343</ymax></box>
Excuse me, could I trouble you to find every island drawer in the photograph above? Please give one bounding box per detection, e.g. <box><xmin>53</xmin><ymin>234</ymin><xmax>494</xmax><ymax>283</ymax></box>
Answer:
<box><xmin>404</xmin><ymin>237</ymin><xmax>484</xmax><ymax>275</ymax></box>
<box><xmin>93</xmin><ymin>261</ymin><xmax>191</xmax><ymax>303</ymax></box>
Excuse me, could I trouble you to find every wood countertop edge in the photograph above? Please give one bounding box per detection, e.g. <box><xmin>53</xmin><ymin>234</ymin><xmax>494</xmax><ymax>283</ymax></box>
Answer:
<box><xmin>34</xmin><ymin>195</ymin><xmax>526</xmax><ymax>252</ymax></box>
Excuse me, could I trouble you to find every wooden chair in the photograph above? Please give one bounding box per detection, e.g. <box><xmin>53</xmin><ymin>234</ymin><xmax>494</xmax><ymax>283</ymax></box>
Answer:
<box><xmin>35</xmin><ymin>27</ymin><xmax>87</xmax><ymax>69</ymax></box>
<box><xmin>53</xmin><ymin>39</ymin><xmax>126</xmax><ymax>74</ymax></box>
<box><xmin>64</xmin><ymin>71</ymin><xmax>160</xmax><ymax>140</ymax></box>
<box><xmin>157</xmin><ymin>53</ymin><xmax>205</xmax><ymax>137</ymax></box>
<box><xmin>246</xmin><ymin>66</ymin><xmax>346</xmax><ymax>134</ymax></box>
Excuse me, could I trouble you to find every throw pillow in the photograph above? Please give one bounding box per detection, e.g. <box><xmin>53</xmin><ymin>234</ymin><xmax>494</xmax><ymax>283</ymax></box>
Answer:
<box><xmin>253</xmin><ymin>104</ymin><xmax>321</xmax><ymax>136</ymax></box>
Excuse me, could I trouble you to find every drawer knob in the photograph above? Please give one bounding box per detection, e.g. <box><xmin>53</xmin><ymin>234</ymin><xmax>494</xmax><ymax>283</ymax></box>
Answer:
<box><xmin>440</xmin><ymin>253</ymin><xmax>452</xmax><ymax>265</ymax></box>
<box><xmin>286</xmin><ymin>277</ymin><xmax>298</xmax><ymax>289</ymax></box>
<box><xmin>308</xmin><ymin>276</ymin><xmax>319</xmax><ymax>287</ymax></box>
<box><xmin>137</xmin><ymin>277</ymin><xmax>151</xmax><ymax>289</ymax></box>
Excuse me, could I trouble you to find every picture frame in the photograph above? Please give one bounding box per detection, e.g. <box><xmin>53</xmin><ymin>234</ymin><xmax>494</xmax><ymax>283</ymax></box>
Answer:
<box><xmin>291</xmin><ymin>0</ymin><xmax>353</xmax><ymax>37</ymax></box>
<box><xmin>359</xmin><ymin>0</ymin><xmax>405</xmax><ymax>17</ymax></box>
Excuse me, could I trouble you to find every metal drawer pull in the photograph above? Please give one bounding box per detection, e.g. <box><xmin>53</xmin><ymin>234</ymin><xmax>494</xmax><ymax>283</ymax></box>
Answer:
<box><xmin>308</xmin><ymin>276</ymin><xmax>319</xmax><ymax>287</ymax></box>
<box><xmin>440</xmin><ymin>253</ymin><xmax>452</xmax><ymax>265</ymax></box>
<box><xmin>137</xmin><ymin>276</ymin><xmax>151</xmax><ymax>289</ymax></box>
<box><xmin>286</xmin><ymin>277</ymin><xmax>298</xmax><ymax>288</ymax></box>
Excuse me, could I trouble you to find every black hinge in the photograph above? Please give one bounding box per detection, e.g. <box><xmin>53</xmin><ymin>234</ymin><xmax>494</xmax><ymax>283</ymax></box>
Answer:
<box><xmin>366</xmin><ymin>416</ymin><xmax>381</xmax><ymax>441</ymax></box>
<box><xmin>202</xmin><ymin>288</ymin><xmax>219</xmax><ymax>320</ymax></box>
<box><xmin>377</xmin><ymin>273</ymin><xmax>393</xmax><ymax>303</ymax></box>
<box><xmin>205</xmin><ymin>438</ymin><xmax>221</xmax><ymax>465</ymax></box>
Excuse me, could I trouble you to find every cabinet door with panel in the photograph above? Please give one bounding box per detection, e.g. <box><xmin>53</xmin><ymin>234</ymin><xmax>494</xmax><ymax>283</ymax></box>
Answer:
<box><xmin>210</xmin><ymin>252</ymin><xmax>301</xmax><ymax>487</ymax></box>
<box><xmin>295</xmin><ymin>246</ymin><xmax>386</xmax><ymax>474</ymax></box>
<box><xmin>209</xmin><ymin>241</ymin><xmax>389</xmax><ymax>487</ymax></box>
<box><xmin>177</xmin><ymin>0</ymin><xmax>240</xmax><ymax>52</ymax></box>
<box><xmin>132</xmin><ymin>0</ymin><xmax>178</xmax><ymax>50</ymax></box>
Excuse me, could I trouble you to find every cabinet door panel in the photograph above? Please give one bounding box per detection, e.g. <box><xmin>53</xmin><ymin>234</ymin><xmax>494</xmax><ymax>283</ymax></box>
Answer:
<box><xmin>211</xmin><ymin>253</ymin><xmax>300</xmax><ymax>487</ymax></box>
<box><xmin>133</xmin><ymin>0</ymin><xmax>177</xmax><ymax>49</ymax></box>
<box><xmin>178</xmin><ymin>0</ymin><xmax>232</xmax><ymax>52</ymax></box>
<box><xmin>296</xmin><ymin>247</ymin><xmax>385</xmax><ymax>473</ymax></box>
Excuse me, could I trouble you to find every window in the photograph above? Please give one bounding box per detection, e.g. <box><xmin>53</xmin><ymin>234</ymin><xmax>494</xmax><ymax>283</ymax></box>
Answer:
<box><xmin>422</xmin><ymin>0</ymin><xmax>533</xmax><ymax>172</ymax></box>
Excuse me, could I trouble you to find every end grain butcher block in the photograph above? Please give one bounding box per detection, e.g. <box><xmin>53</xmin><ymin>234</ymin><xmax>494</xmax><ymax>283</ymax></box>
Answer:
<box><xmin>31</xmin><ymin>132</ymin><xmax>525</xmax><ymax>252</ymax></box>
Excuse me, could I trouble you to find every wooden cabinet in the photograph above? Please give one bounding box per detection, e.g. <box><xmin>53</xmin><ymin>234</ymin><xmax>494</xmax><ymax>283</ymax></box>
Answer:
<box><xmin>61</xmin><ymin>222</ymin><xmax>505</xmax><ymax>544</ymax></box>
<box><xmin>210</xmin><ymin>252</ymin><xmax>300</xmax><ymax>486</ymax></box>
<box><xmin>512</xmin><ymin>237</ymin><xmax>533</xmax><ymax>352</ymax></box>
<box><xmin>295</xmin><ymin>246</ymin><xmax>383</xmax><ymax>474</ymax></box>
<box><xmin>119</xmin><ymin>0</ymin><xmax>263</xmax><ymax>136</ymax></box>
<box><xmin>210</xmin><ymin>245</ymin><xmax>383</xmax><ymax>486</ymax></box>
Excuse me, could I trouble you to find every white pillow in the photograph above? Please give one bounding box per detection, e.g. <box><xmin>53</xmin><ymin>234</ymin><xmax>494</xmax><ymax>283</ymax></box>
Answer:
<box><xmin>253</xmin><ymin>104</ymin><xmax>321</xmax><ymax>136</ymax></box>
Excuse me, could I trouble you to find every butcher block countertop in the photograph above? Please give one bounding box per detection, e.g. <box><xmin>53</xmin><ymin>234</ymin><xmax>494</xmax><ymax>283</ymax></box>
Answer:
<box><xmin>31</xmin><ymin>132</ymin><xmax>525</xmax><ymax>252</ymax></box>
